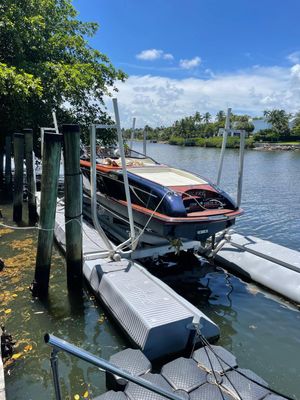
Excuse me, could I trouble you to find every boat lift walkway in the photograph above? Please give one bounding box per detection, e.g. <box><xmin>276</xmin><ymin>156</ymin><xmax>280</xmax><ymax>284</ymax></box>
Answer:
<box><xmin>213</xmin><ymin>232</ymin><xmax>300</xmax><ymax>305</ymax></box>
<box><xmin>54</xmin><ymin>199</ymin><xmax>220</xmax><ymax>360</ymax></box>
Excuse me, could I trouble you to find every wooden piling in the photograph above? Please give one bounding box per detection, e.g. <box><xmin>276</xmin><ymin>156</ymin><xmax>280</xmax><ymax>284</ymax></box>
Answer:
<box><xmin>13</xmin><ymin>133</ymin><xmax>24</xmax><ymax>222</ymax></box>
<box><xmin>32</xmin><ymin>132</ymin><xmax>62</xmax><ymax>297</ymax></box>
<box><xmin>62</xmin><ymin>124</ymin><xmax>83</xmax><ymax>289</ymax></box>
<box><xmin>4</xmin><ymin>134</ymin><xmax>12</xmax><ymax>197</ymax></box>
<box><xmin>24</xmin><ymin>128</ymin><xmax>37</xmax><ymax>222</ymax></box>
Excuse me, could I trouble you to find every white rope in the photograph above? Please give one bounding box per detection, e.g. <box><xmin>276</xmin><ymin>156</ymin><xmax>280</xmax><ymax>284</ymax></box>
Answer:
<box><xmin>131</xmin><ymin>191</ymin><xmax>171</xmax><ymax>248</ymax></box>
<box><xmin>1</xmin><ymin>188</ymin><xmax>171</xmax><ymax>252</ymax></box>
<box><xmin>0</xmin><ymin>218</ymin><xmax>81</xmax><ymax>233</ymax></box>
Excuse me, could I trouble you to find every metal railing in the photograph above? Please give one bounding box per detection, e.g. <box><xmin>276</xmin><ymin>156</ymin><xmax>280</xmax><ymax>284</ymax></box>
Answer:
<box><xmin>44</xmin><ymin>334</ymin><xmax>183</xmax><ymax>400</ymax></box>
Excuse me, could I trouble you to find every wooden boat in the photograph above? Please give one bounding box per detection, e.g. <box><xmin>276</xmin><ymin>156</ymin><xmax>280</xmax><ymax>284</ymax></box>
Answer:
<box><xmin>80</xmin><ymin>148</ymin><xmax>242</xmax><ymax>248</ymax></box>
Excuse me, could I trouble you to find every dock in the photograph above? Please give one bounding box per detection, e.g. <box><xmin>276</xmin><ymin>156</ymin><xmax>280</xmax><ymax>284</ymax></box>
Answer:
<box><xmin>53</xmin><ymin>199</ymin><xmax>220</xmax><ymax>360</ymax></box>
<box><xmin>48</xmin><ymin>199</ymin><xmax>291</xmax><ymax>399</ymax></box>
<box><xmin>44</xmin><ymin>334</ymin><xmax>289</xmax><ymax>400</ymax></box>
<box><xmin>215</xmin><ymin>232</ymin><xmax>300</xmax><ymax>304</ymax></box>
<box><xmin>102</xmin><ymin>345</ymin><xmax>281</xmax><ymax>400</ymax></box>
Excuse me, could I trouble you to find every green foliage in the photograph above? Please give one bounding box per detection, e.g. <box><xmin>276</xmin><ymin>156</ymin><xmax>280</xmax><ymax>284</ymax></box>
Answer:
<box><xmin>0</xmin><ymin>0</ymin><xmax>126</xmax><ymax>149</ymax></box>
<box><xmin>253</xmin><ymin>129</ymin><xmax>278</xmax><ymax>142</ymax></box>
<box><xmin>263</xmin><ymin>109</ymin><xmax>291</xmax><ymax>136</ymax></box>
<box><xmin>291</xmin><ymin>111</ymin><xmax>300</xmax><ymax>136</ymax></box>
<box><xmin>231</xmin><ymin>115</ymin><xmax>254</xmax><ymax>133</ymax></box>
<box><xmin>216</xmin><ymin>110</ymin><xmax>226</xmax><ymax>123</ymax></box>
<box><xmin>123</xmin><ymin>111</ymin><xmax>257</xmax><ymax>146</ymax></box>
<box><xmin>0</xmin><ymin>63</ymin><xmax>42</xmax><ymax>98</ymax></box>
<box><xmin>169</xmin><ymin>135</ymin><xmax>254</xmax><ymax>148</ymax></box>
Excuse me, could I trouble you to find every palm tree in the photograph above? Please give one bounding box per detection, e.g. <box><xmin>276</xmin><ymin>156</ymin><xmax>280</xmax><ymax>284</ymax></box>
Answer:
<box><xmin>216</xmin><ymin>110</ymin><xmax>225</xmax><ymax>123</ymax></box>
<box><xmin>203</xmin><ymin>112</ymin><xmax>211</xmax><ymax>124</ymax></box>
<box><xmin>263</xmin><ymin>109</ymin><xmax>290</xmax><ymax>136</ymax></box>
<box><xmin>194</xmin><ymin>111</ymin><xmax>202</xmax><ymax>124</ymax></box>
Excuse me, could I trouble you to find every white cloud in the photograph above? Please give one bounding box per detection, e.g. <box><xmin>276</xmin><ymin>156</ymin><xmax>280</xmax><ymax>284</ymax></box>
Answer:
<box><xmin>105</xmin><ymin>64</ymin><xmax>300</xmax><ymax>127</ymax></box>
<box><xmin>287</xmin><ymin>51</ymin><xmax>300</xmax><ymax>64</ymax></box>
<box><xmin>179</xmin><ymin>56</ymin><xmax>201</xmax><ymax>69</ymax></box>
<box><xmin>136</xmin><ymin>49</ymin><xmax>174</xmax><ymax>61</ymax></box>
<box><xmin>163</xmin><ymin>53</ymin><xmax>174</xmax><ymax>60</ymax></box>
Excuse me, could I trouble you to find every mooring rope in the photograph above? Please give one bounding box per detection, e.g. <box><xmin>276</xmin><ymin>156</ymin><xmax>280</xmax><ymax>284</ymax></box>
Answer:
<box><xmin>191</xmin><ymin>325</ymin><xmax>242</xmax><ymax>400</ymax></box>
<box><xmin>198</xmin><ymin>332</ymin><xmax>294</xmax><ymax>400</ymax></box>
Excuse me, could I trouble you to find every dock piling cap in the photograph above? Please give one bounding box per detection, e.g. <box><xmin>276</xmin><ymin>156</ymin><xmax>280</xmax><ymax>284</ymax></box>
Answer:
<box><xmin>62</xmin><ymin>124</ymin><xmax>80</xmax><ymax>134</ymax></box>
<box><xmin>44</xmin><ymin>132</ymin><xmax>63</xmax><ymax>143</ymax></box>
<box><xmin>23</xmin><ymin>128</ymin><xmax>33</xmax><ymax>134</ymax></box>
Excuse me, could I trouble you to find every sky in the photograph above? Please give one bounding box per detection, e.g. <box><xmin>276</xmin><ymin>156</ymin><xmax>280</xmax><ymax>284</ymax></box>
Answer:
<box><xmin>73</xmin><ymin>0</ymin><xmax>300</xmax><ymax>127</ymax></box>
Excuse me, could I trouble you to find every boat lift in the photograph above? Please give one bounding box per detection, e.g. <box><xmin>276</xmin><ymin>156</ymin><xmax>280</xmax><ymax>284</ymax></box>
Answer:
<box><xmin>85</xmin><ymin>102</ymin><xmax>249</xmax><ymax>261</ymax></box>
<box><xmin>86</xmin><ymin>99</ymin><xmax>203</xmax><ymax>261</ymax></box>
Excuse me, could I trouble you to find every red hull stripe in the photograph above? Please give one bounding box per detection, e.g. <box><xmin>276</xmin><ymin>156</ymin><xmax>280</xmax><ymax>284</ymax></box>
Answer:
<box><xmin>117</xmin><ymin>199</ymin><xmax>243</xmax><ymax>223</ymax></box>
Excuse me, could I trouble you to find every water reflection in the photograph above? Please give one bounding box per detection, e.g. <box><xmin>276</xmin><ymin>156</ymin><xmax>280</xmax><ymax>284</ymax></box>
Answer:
<box><xmin>1</xmin><ymin>143</ymin><xmax>300</xmax><ymax>399</ymax></box>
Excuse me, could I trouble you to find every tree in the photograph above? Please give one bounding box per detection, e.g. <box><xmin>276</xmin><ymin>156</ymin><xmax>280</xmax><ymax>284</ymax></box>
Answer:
<box><xmin>0</xmin><ymin>0</ymin><xmax>126</xmax><ymax>150</ymax></box>
<box><xmin>194</xmin><ymin>111</ymin><xmax>202</xmax><ymax>124</ymax></box>
<box><xmin>263</xmin><ymin>109</ymin><xmax>291</xmax><ymax>136</ymax></box>
<box><xmin>231</xmin><ymin>114</ymin><xmax>254</xmax><ymax>133</ymax></box>
<box><xmin>216</xmin><ymin>110</ymin><xmax>226</xmax><ymax>123</ymax></box>
<box><xmin>291</xmin><ymin>111</ymin><xmax>300</xmax><ymax>136</ymax></box>
<box><xmin>203</xmin><ymin>112</ymin><xmax>211</xmax><ymax>124</ymax></box>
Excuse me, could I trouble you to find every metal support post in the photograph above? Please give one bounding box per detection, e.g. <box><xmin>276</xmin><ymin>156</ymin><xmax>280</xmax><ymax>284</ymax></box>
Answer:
<box><xmin>143</xmin><ymin>130</ymin><xmax>147</xmax><ymax>155</ymax></box>
<box><xmin>90</xmin><ymin>125</ymin><xmax>116</xmax><ymax>255</ymax></box>
<box><xmin>237</xmin><ymin>131</ymin><xmax>246</xmax><ymax>207</ymax></box>
<box><xmin>130</xmin><ymin>117</ymin><xmax>136</xmax><ymax>149</ymax></box>
<box><xmin>113</xmin><ymin>98</ymin><xmax>136</xmax><ymax>249</ymax></box>
<box><xmin>45</xmin><ymin>334</ymin><xmax>182</xmax><ymax>400</ymax></box>
<box><xmin>24</xmin><ymin>128</ymin><xmax>37</xmax><ymax>222</ymax></box>
<box><xmin>0</xmin><ymin>142</ymin><xmax>3</xmax><ymax>189</ymax></box>
<box><xmin>216</xmin><ymin>107</ymin><xmax>231</xmax><ymax>185</ymax></box>
<box><xmin>50</xmin><ymin>349</ymin><xmax>62</xmax><ymax>400</ymax></box>
<box><xmin>13</xmin><ymin>133</ymin><xmax>24</xmax><ymax>222</ymax></box>
<box><xmin>4</xmin><ymin>134</ymin><xmax>12</xmax><ymax>197</ymax></box>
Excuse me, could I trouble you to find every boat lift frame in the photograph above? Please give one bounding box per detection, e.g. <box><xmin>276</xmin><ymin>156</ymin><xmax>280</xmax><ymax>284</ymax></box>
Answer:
<box><xmin>86</xmin><ymin>98</ymin><xmax>203</xmax><ymax>261</ymax></box>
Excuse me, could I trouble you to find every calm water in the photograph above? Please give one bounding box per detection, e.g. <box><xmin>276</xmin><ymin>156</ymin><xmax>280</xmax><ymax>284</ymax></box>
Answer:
<box><xmin>1</xmin><ymin>143</ymin><xmax>300</xmax><ymax>399</ymax></box>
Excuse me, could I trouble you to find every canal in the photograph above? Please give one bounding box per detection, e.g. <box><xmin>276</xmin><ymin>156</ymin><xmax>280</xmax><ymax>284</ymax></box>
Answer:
<box><xmin>1</xmin><ymin>143</ymin><xmax>300</xmax><ymax>399</ymax></box>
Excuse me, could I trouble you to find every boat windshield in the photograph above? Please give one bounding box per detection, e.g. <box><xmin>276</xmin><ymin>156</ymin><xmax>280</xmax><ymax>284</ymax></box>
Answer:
<box><xmin>81</xmin><ymin>146</ymin><xmax>160</xmax><ymax>167</ymax></box>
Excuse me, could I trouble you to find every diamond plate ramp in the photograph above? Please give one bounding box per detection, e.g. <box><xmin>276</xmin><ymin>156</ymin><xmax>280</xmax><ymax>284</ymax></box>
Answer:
<box><xmin>161</xmin><ymin>358</ymin><xmax>207</xmax><ymax>392</ymax></box>
<box><xmin>125</xmin><ymin>373</ymin><xmax>173</xmax><ymax>400</ymax></box>
<box><xmin>192</xmin><ymin>346</ymin><xmax>237</xmax><ymax>374</ymax></box>
<box><xmin>221</xmin><ymin>368</ymin><xmax>270</xmax><ymax>400</ymax></box>
<box><xmin>189</xmin><ymin>383</ymin><xmax>235</xmax><ymax>400</ymax></box>
<box><xmin>107</xmin><ymin>348</ymin><xmax>151</xmax><ymax>390</ymax></box>
<box><xmin>93</xmin><ymin>391</ymin><xmax>128</xmax><ymax>400</ymax></box>
<box><xmin>99</xmin><ymin>265</ymin><xmax>193</xmax><ymax>360</ymax></box>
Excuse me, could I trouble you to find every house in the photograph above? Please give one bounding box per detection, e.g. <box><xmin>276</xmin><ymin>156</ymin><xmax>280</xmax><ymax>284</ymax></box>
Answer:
<box><xmin>250</xmin><ymin>119</ymin><xmax>271</xmax><ymax>133</ymax></box>
<box><xmin>217</xmin><ymin>128</ymin><xmax>248</xmax><ymax>137</ymax></box>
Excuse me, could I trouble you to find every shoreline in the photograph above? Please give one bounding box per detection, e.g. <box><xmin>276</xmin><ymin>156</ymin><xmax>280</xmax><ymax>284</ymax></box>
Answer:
<box><xmin>253</xmin><ymin>143</ymin><xmax>300</xmax><ymax>151</ymax></box>
<box><xmin>146</xmin><ymin>139</ymin><xmax>300</xmax><ymax>151</ymax></box>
